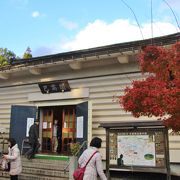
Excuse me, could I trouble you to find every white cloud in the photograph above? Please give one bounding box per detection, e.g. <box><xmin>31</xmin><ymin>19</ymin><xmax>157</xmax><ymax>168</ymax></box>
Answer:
<box><xmin>31</xmin><ymin>11</ymin><xmax>45</xmax><ymax>18</ymax></box>
<box><xmin>58</xmin><ymin>18</ymin><xmax>78</xmax><ymax>30</ymax></box>
<box><xmin>33</xmin><ymin>18</ymin><xmax>179</xmax><ymax>57</ymax></box>
<box><xmin>59</xmin><ymin>19</ymin><xmax>178</xmax><ymax>52</ymax></box>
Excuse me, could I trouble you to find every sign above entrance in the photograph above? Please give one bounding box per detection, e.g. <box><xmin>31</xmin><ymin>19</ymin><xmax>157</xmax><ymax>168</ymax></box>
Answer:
<box><xmin>38</xmin><ymin>80</ymin><xmax>71</xmax><ymax>94</ymax></box>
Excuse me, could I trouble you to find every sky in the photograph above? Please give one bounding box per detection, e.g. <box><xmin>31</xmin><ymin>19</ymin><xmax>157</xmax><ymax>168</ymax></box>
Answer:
<box><xmin>0</xmin><ymin>0</ymin><xmax>179</xmax><ymax>58</ymax></box>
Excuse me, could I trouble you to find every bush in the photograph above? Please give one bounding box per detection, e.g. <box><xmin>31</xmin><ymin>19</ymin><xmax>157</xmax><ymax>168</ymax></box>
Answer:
<box><xmin>70</xmin><ymin>142</ymin><xmax>80</xmax><ymax>156</ymax></box>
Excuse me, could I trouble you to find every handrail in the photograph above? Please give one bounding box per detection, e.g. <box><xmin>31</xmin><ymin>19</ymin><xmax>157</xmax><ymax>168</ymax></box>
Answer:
<box><xmin>63</xmin><ymin>140</ymin><xmax>87</xmax><ymax>173</ymax></box>
<box><xmin>0</xmin><ymin>132</ymin><xmax>6</xmax><ymax>155</ymax></box>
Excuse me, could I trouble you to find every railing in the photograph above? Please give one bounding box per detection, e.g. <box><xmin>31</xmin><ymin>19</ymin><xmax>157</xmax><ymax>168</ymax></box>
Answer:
<box><xmin>63</xmin><ymin>140</ymin><xmax>87</xmax><ymax>173</ymax></box>
<box><xmin>0</xmin><ymin>132</ymin><xmax>6</xmax><ymax>155</ymax></box>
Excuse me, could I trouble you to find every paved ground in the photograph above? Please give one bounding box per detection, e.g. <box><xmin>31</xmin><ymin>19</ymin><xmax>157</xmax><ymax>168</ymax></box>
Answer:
<box><xmin>110</xmin><ymin>171</ymin><xmax>180</xmax><ymax>180</ymax></box>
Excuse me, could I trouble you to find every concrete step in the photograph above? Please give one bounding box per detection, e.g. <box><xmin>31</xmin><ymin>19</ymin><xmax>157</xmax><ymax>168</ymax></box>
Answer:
<box><xmin>21</xmin><ymin>156</ymin><xmax>69</xmax><ymax>165</ymax></box>
<box><xmin>21</xmin><ymin>156</ymin><xmax>69</xmax><ymax>171</ymax></box>
<box><xmin>0</xmin><ymin>156</ymin><xmax>70</xmax><ymax>179</ymax></box>
<box><xmin>22</xmin><ymin>161</ymin><xmax>67</xmax><ymax>171</ymax></box>
<box><xmin>19</xmin><ymin>173</ymin><xmax>68</xmax><ymax>180</ymax></box>
<box><xmin>0</xmin><ymin>177</ymin><xmax>9</xmax><ymax>180</ymax></box>
<box><xmin>0</xmin><ymin>170</ymin><xmax>10</xmax><ymax>178</ymax></box>
<box><xmin>22</xmin><ymin>167</ymin><xmax>68</xmax><ymax>178</ymax></box>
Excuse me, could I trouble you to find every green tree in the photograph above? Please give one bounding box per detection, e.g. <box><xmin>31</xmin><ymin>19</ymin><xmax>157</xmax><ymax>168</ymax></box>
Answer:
<box><xmin>23</xmin><ymin>47</ymin><xmax>32</xmax><ymax>59</ymax></box>
<box><xmin>0</xmin><ymin>48</ymin><xmax>16</xmax><ymax>67</ymax></box>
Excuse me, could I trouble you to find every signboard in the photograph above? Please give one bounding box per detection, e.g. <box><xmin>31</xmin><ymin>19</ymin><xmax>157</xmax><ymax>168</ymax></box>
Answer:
<box><xmin>100</xmin><ymin>121</ymin><xmax>170</xmax><ymax>180</ymax></box>
<box><xmin>117</xmin><ymin>134</ymin><xmax>155</xmax><ymax>166</ymax></box>
<box><xmin>109</xmin><ymin>129</ymin><xmax>165</xmax><ymax>168</ymax></box>
<box><xmin>38</xmin><ymin>80</ymin><xmax>70</xmax><ymax>94</ymax></box>
<box><xmin>76</xmin><ymin>116</ymin><xmax>84</xmax><ymax>138</ymax></box>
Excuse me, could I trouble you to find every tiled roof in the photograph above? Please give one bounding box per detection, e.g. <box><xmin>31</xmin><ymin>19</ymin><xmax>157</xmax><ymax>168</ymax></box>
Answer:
<box><xmin>0</xmin><ymin>32</ymin><xmax>179</xmax><ymax>71</ymax></box>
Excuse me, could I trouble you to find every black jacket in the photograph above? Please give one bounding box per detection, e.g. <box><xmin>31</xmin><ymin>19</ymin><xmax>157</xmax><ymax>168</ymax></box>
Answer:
<box><xmin>29</xmin><ymin>124</ymin><xmax>39</xmax><ymax>144</ymax></box>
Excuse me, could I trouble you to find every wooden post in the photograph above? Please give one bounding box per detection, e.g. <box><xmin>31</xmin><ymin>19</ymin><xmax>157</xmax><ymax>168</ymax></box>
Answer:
<box><xmin>106</xmin><ymin>128</ymin><xmax>110</xmax><ymax>180</ymax></box>
<box><xmin>164</xmin><ymin>128</ymin><xmax>171</xmax><ymax>180</ymax></box>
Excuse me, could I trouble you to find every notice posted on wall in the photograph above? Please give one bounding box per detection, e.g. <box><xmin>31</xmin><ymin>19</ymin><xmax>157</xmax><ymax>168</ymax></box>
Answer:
<box><xmin>76</xmin><ymin>116</ymin><xmax>83</xmax><ymax>138</ymax></box>
<box><xmin>43</xmin><ymin>122</ymin><xmax>47</xmax><ymax>129</ymax></box>
<box><xmin>26</xmin><ymin>118</ymin><xmax>34</xmax><ymax>137</ymax></box>
<box><xmin>117</xmin><ymin>134</ymin><xmax>156</xmax><ymax>166</ymax></box>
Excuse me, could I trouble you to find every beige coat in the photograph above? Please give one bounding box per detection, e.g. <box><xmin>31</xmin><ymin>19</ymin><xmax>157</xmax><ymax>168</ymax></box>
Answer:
<box><xmin>78</xmin><ymin>147</ymin><xmax>107</xmax><ymax>180</ymax></box>
<box><xmin>5</xmin><ymin>144</ymin><xmax>22</xmax><ymax>176</ymax></box>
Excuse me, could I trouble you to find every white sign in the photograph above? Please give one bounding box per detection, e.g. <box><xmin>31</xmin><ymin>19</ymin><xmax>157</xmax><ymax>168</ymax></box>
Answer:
<box><xmin>117</xmin><ymin>135</ymin><xmax>156</xmax><ymax>166</ymax></box>
<box><xmin>43</xmin><ymin>122</ymin><xmax>47</xmax><ymax>129</ymax></box>
<box><xmin>26</xmin><ymin>118</ymin><xmax>34</xmax><ymax>137</ymax></box>
<box><xmin>76</xmin><ymin>116</ymin><xmax>84</xmax><ymax>138</ymax></box>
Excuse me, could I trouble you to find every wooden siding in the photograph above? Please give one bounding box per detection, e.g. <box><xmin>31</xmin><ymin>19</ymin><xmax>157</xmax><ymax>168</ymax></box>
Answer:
<box><xmin>0</xmin><ymin>69</ymin><xmax>180</xmax><ymax>162</ymax></box>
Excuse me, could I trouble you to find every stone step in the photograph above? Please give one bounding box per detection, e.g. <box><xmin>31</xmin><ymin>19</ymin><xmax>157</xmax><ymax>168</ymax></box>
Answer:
<box><xmin>0</xmin><ymin>170</ymin><xmax>10</xmax><ymax>178</ymax></box>
<box><xmin>22</xmin><ymin>161</ymin><xmax>68</xmax><ymax>171</ymax></box>
<box><xmin>19</xmin><ymin>173</ymin><xmax>68</xmax><ymax>180</ymax></box>
<box><xmin>0</xmin><ymin>156</ymin><xmax>70</xmax><ymax>179</ymax></box>
<box><xmin>21</xmin><ymin>156</ymin><xmax>69</xmax><ymax>165</ymax></box>
<box><xmin>0</xmin><ymin>167</ymin><xmax>69</xmax><ymax>179</ymax></box>
<box><xmin>0</xmin><ymin>177</ymin><xmax>9</xmax><ymax>180</ymax></box>
<box><xmin>22</xmin><ymin>167</ymin><xmax>69</xmax><ymax>178</ymax></box>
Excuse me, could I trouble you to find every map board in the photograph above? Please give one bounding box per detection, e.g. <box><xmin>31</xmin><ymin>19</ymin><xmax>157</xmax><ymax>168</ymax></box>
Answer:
<box><xmin>109</xmin><ymin>130</ymin><xmax>165</xmax><ymax>168</ymax></box>
<box><xmin>101</xmin><ymin>121</ymin><xmax>170</xmax><ymax>179</ymax></box>
<box><xmin>117</xmin><ymin>134</ymin><xmax>155</xmax><ymax>166</ymax></box>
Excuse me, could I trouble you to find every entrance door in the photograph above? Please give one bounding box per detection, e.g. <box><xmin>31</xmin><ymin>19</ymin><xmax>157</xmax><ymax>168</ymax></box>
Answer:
<box><xmin>41</xmin><ymin>108</ymin><xmax>53</xmax><ymax>152</ymax></box>
<box><xmin>38</xmin><ymin>102</ymin><xmax>89</xmax><ymax>154</ymax></box>
<box><xmin>62</xmin><ymin>106</ymin><xmax>76</xmax><ymax>153</ymax></box>
<box><xmin>10</xmin><ymin>105</ymin><xmax>37</xmax><ymax>151</ymax></box>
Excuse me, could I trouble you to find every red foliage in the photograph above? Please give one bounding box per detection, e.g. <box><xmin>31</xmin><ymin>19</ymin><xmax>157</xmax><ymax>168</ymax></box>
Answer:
<box><xmin>120</xmin><ymin>42</ymin><xmax>180</xmax><ymax>131</ymax></box>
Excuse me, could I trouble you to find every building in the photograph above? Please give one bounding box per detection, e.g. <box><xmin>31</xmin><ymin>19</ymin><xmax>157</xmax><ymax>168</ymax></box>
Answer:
<box><xmin>0</xmin><ymin>33</ymin><xmax>179</xmax><ymax>176</ymax></box>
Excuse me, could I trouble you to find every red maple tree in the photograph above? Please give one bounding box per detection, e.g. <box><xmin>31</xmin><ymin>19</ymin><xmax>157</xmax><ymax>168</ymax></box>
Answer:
<box><xmin>120</xmin><ymin>42</ymin><xmax>180</xmax><ymax>131</ymax></box>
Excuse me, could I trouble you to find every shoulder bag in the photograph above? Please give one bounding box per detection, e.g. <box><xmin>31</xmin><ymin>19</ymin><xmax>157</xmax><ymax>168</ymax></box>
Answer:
<box><xmin>73</xmin><ymin>151</ymin><xmax>97</xmax><ymax>180</ymax></box>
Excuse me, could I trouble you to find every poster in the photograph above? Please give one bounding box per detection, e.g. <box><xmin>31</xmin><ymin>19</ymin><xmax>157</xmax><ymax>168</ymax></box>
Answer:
<box><xmin>43</xmin><ymin>122</ymin><xmax>47</xmax><ymax>129</ymax></box>
<box><xmin>26</xmin><ymin>118</ymin><xmax>34</xmax><ymax>137</ymax></box>
<box><xmin>76</xmin><ymin>116</ymin><xmax>83</xmax><ymax>138</ymax></box>
<box><xmin>117</xmin><ymin>134</ymin><xmax>156</xmax><ymax>166</ymax></box>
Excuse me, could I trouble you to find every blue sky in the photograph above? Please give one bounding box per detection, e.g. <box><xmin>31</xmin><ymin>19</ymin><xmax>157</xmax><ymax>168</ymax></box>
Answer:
<box><xmin>0</xmin><ymin>0</ymin><xmax>179</xmax><ymax>57</ymax></box>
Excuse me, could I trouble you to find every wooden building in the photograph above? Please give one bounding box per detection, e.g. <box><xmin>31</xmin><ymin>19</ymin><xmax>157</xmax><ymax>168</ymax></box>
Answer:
<box><xmin>0</xmin><ymin>33</ymin><xmax>180</xmax><ymax>168</ymax></box>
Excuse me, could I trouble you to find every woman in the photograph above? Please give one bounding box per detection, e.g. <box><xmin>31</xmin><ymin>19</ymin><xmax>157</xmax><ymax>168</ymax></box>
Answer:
<box><xmin>3</xmin><ymin>138</ymin><xmax>22</xmax><ymax>180</ymax></box>
<box><xmin>78</xmin><ymin>137</ymin><xmax>107</xmax><ymax>180</ymax></box>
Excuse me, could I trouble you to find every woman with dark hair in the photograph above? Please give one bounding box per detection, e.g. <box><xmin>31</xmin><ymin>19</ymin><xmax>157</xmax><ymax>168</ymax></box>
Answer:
<box><xmin>78</xmin><ymin>137</ymin><xmax>107</xmax><ymax>180</ymax></box>
<box><xmin>3</xmin><ymin>138</ymin><xmax>22</xmax><ymax>180</ymax></box>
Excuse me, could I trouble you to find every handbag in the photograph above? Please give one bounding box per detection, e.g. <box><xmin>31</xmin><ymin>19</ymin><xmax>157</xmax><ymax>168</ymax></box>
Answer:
<box><xmin>73</xmin><ymin>151</ymin><xmax>97</xmax><ymax>180</ymax></box>
<box><xmin>1</xmin><ymin>159</ymin><xmax>10</xmax><ymax>171</ymax></box>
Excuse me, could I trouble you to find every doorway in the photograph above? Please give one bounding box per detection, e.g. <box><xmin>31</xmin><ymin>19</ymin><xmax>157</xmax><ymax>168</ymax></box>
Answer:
<box><xmin>10</xmin><ymin>102</ymin><xmax>89</xmax><ymax>155</ymax></box>
<box><xmin>40</xmin><ymin>105</ymin><xmax>76</xmax><ymax>154</ymax></box>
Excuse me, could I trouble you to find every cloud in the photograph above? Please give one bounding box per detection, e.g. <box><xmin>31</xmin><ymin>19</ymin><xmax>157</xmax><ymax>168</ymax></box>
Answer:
<box><xmin>33</xmin><ymin>18</ymin><xmax>179</xmax><ymax>57</ymax></box>
<box><xmin>60</xmin><ymin>19</ymin><xmax>178</xmax><ymax>52</ymax></box>
<box><xmin>31</xmin><ymin>11</ymin><xmax>45</xmax><ymax>18</ymax></box>
<box><xmin>58</xmin><ymin>18</ymin><xmax>78</xmax><ymax>30</ymax></box>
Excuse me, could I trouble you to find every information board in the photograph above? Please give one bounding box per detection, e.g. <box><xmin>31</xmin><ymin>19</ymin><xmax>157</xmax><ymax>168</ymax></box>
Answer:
<box><xmin>109</xmin><ymin>129</ymin><xmax>165</xmax><ymax>168</ymax></box>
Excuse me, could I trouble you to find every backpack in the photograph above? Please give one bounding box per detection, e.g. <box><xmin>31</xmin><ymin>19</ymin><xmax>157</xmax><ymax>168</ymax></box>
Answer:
<box><xmin>73</xmin><ymin>151</ymin><xmax>97</xmax><ymax>180</ymax></box>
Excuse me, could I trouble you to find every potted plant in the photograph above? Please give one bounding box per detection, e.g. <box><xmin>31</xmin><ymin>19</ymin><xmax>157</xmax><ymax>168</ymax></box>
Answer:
<box><xmin>70</xmin><ymin>142</ymin><xmax>80</xmax><ymax>156</ymax></box>
<box><xmin>69</xmin><ymin>142</ymin><xmax>81</xmax><ymax>180</ymax></box>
